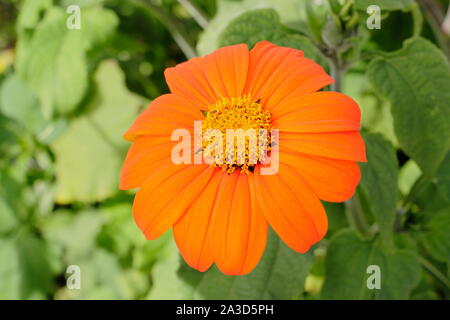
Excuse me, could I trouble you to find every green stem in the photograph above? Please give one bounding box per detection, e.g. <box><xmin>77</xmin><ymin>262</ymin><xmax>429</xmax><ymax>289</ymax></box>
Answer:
<box><xmin>177</xmin><ymin>0</ymin><xmax>209</xmax><ymax>29</ymax></box>
<box><xmin>330</xmin><ymin>59</ymin><xmax>342</xmax><ymax>91</ymax></box>
<box><xmin>411</xmin><ymin>2</ymin><xmax>424</xmax><ymax>38</ymax></box>
<box><xmin>417</xmin><ymin>0</ymin><xmax>450</xmax><ymax>59</ymax></box>
<box><xmin>345</xmin><ymin>195</ymin><xmax>370</xmax><ymax>237</ymax></box>
<box><xmin>133</xmin><ymin>0</ymin><xmax>197</xmax><ymax>59</ymax></box>
<box><xmin>402</xmin><ymin>174</ymin><xmax>430</xmax><ymax>209</ymax></box>
<box><xmin>329</xmin><ymin>52</ymin><xmax>344</xmax><ymax>92</ymax></box>
<box><xmin>418</xmin><ymin>256</ymin><xmax>450</xmax><ymax>289</ymax></box>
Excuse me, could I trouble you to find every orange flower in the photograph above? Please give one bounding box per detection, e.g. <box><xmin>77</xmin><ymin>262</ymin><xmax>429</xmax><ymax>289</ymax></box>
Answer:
<box><xmin>120</xmin><ymin>41</ymin><xmax>366</xmax><ymax>275</ymax></box>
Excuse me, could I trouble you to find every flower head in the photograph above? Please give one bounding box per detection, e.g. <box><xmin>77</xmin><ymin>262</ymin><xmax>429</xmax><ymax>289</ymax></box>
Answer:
<box><xmin>120</xmin><ymin>41</ymin><xmax>366</xmax><ymax>275</ymax></box>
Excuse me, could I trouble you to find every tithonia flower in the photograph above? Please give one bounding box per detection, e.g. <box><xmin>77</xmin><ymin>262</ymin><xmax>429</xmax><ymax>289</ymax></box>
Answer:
<box><xmin>120</xmin><ymin>41</ymin><xmax>366</xmax><ymax>275</ymax></box>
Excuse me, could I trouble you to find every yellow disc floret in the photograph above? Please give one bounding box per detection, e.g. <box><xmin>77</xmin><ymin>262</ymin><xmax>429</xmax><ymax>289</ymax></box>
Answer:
<box><xmin>201</xmin><ymin>95</ymin><xmax>272</xmax><ymax>174</ymax></box>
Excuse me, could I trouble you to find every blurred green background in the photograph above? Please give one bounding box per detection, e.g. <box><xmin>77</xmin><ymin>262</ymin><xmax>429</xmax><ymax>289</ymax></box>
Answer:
<box><xmin>0</xmin><ymin>0</ymin><xmax>449</xmax><ymax>300</ymax></box>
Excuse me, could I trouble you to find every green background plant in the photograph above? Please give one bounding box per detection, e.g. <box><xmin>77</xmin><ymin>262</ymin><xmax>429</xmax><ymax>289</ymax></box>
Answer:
<box><xmin>0</xmin><ymin>0</ymin><xmax>449</xmax><ymax>300</ymax></box>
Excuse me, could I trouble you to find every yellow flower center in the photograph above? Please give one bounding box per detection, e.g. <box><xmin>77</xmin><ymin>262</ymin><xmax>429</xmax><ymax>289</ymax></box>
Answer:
<box><xmin>201</xmin><ymin>95</ymin><xmax>272</xmax><ymax>174</ymax></box>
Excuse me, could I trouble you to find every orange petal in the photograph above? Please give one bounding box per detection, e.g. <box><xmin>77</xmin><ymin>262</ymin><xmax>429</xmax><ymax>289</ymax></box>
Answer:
<box><xmin>252</xmin><ymin>164</ymin><xmax>328</xmax><ymax>253</ymax></box>
<box><xmin>280</xmin><ymin>151</ymin><xmax>361</xmax><ymax>202</ymax></box>
<box><xmin>120</xmin><ymin>137</ymin><xmax>177</xmax><ymax>190</ymax></box>
<box><xmin>209</xmin><ymin>172</ymin><xmax>268</xmax><ymax>275</ymax></box>
<box><xmin>173</xmin><ymin>169</ymin><xmax>223</xmax><ymax>272</ymax></box>
<box><xmin>280</xmin><ymin>131</ymin><xmax>367</xmax><ymax>162</ymax></box>
<box><xmin>165</xmin><ymin>44</ymin><xmax>249</xmax><ymax>107</ymax></box>
<box><xmin>124</xmin><ymin>94</ymin><xmax>199</xmax><ymax>142</ymax></box>
<box><xmin>245</xmin><ymin>41</ymin><xmax>333</xmax><ymax>109</ymax></box>
<box><xmin>132</xmin><ymin>164</ymin><xmax>214</xmax><ymax>240</ymax></box>
<box><xmin>272</xmin><ymin>91</ymin><xmax>361</xmax><ymax>133</ymax></box>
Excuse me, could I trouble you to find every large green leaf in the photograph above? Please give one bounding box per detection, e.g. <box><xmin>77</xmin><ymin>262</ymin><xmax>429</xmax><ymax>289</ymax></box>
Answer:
<box><xmin>367</xmin><ymin>38</ymin><xmax>450</xmax><ymax>177</ymax></box>
<box><xmin>354</xmin><ymin>0</ymin><xmax>415</xmax><ymax>11</ymax></box>
<box><xmin>219</xmin><ymin>8</ymin><xmax>324</xmax><ymax>64</ymax></box>
<box><xmin>41</xmin><ymin>210</ymin><xmax>105</xmax><ymax>261</ymax></box>
<box><xmin>0</xmin><ymin>232</ymin><xmax>54</xmax><ymax>299</ymax></box>
<box><xmin>15</xmin><ymin>6</ymin><xmax>118</xmax><ymax>117</ymax></box>
<box><xmin>149</xmin><ymin>229</ymin><xmax>313</xmax><ymax>299</ymax></box>
<box><xmin>321</xmin><ymin>230</ymin><xmax>421</xmax><ymax>299</ymax></box>
<box><xmin>16</xmin><ymin>7</ymin><xmax>87</xmax><ymax>117</ymax></box>
<box><xmin>359</xmin><ymin>133</ymin><xmax>398</xmax><ymax>243</ymax></box>
<box><xmin>0</xmin><ymin>75</ymin><xmax>46</xmax><ymax>134</ymax></box>
<box><xmin>51</xmin><ymin>60</ymin><xmax>145</xmax><ymax>203</ymax></box>
<box><xmin>197</xmin><ymin>0</ymin><xmax>309</xmax><ymax>55</ymax></box>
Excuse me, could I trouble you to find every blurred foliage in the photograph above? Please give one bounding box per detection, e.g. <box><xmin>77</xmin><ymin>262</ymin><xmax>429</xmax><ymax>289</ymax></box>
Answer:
<box><xmin>0</xmin><ymin>0</ymin><xmax>449</xmax><ymax>300</ymax></box>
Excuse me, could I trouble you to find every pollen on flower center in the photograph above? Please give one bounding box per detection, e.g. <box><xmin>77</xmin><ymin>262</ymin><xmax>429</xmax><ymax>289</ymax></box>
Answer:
<box><xmin>201</xmin><ymin>95</ymin><xmax>272</xmax><ymax>174</ymax></box>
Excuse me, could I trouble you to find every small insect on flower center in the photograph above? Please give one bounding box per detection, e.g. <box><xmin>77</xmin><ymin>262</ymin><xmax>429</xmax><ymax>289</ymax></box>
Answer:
<box><xmin>201</xmin><ymin>95</ymin><xmax>272</xmax><ymax>174</ymax></box>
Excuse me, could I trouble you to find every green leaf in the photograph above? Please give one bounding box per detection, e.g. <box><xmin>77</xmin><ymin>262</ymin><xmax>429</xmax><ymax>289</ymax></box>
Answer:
<box><xmin>0</xmin><ymin>238</ymin><xmax>22</xmax><ymax>299</ymax></box>
<box><xmin>323</xmin><ymin>202</ymin><xmax>348</xmax><ymax>238</ymax></box>
<box><xmin>97</xmin><ymin>202</ymin><xmax>170</xmax><ymax>268</ymax></box>
<box><xmin>41</xmin><ymin>210</ymin><xmax>105</xmax><ymax>261</ymax></box>
<box><xmin>354</xmin><ymin>0</ymin><xmax>414</xmax><ymax>11</ymax></box>
<box><xmin>17</xmin><ymin>0</ymin><xmax>52</xmax><ymax>30</ymax></box>
<box><xmin>0</xmin><ymin>153</ymin><xmax>33</xmax><ymax>234</ymax></box>
<box><xmin>0</xmin><ymin>171</ymin><xmax>22</xmax><ymax>234</ymax></box>
<box><xmin>413</xmin><ymin>184</ymin><xmax>450</xmax><ymax>264</ymax></box>
<box><xmin>197</xmin><ymin>0</ymin><xmax>309</xmax><ymax>55</ymax></box>
<box><xmin>55</xmin><ymin>249</ymin><xmax>124</xmax><ymax>300</ymax></box>
<box><xmin>367</xmin><ymin>38</ymin><xmax>450</xmax><ymax>177</ymax></box>
<box><xmin>321</xmin><ymin>230</ymin><xmax>421</xmax><ymax>299</ymax></box>
<box><xmin>79</xmin><ymin>7</ymin><xmax>119</xmax><ymax>51</ymax></box>
<box><xmin>15</xmin><ymin>6</ymin><xmax>118</xmax><ymax>117</ymax></box>
<box><xmin>219</xmin><ymin>9</ymin><xmax>280</xmax><ymax>50</ymax></box>
<box><xmin>410</xmin><ymin>273</ymin><xmax>440</xmax><ymax>300</ymax></box>
<box><xmin>398</xmin><ymin>160</ymin><xmax>421</xmax><ymax>196</ymax></box>
<box><xmin>149</xmin><ymin>229</ymin><xmax>313</xmax><ymax>299</ymax></box>
<box><xmin>16</xmin><ymin>7</ymin><xmax>87</xmax><ymax>117</ymax></box>
<box><xmin>304</xmin><ymin>0</ymin><xmax>328</xmax><ymax>41</ymax></box>
<box><xmin>0</xmin><ymin>75</ymin><xmax>46</xmax><ymax>134</ymax></box>
<box><xmin>435</xmin><ymin>151</ymin><xmax>450</xmax><ymax>202</ymax></box>
<box><xmin>0</xmin><ymin>198</ymin><xmax>18</xmax><ymax>235</ymax></box>
<box><xmin>0</xmin><ymin>115</ymin><xmax>25</xmax><ymax>164</ymax></box>
<box><xmin>0</xmin><ymin>232</ymin><xmax>54</xmax><ymax>299</ymax></box>
<box><xmin>417</xmin><ymin>209</ymin><xmax>450</xmax><ymax>263</ymax></box>
<box><xmin>60</xmin><ymin>0</ymin><xmax>105</xmax><ymax>8</ymax></box>
<box><xmin>51</xmin><ymin>60</ymin><xmax>145</xmax><ymax>203</ymax></box>
<box><xmin>359</xmin><ymin>133</ymin><xmax>398</xmax><ymax>243</ymax></box>
<box><xmin>342</xmin><ymin>72</ymin><xmax>397</xmax><ymax>146</ymax></box>
<box><xmin>219</xmin><ymin>8</ymin><xmax>324</xmax><ymax>64</ymax></box>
